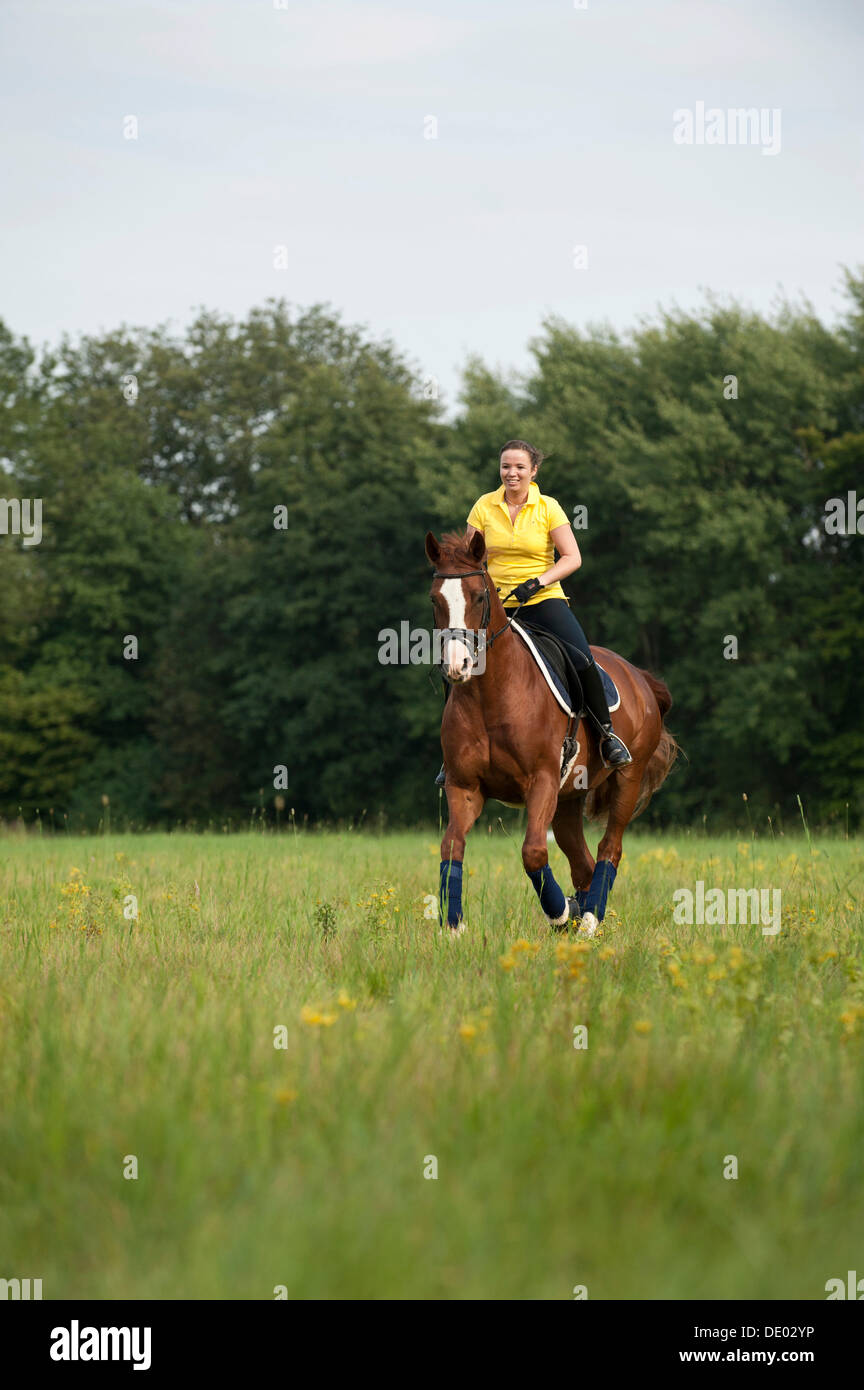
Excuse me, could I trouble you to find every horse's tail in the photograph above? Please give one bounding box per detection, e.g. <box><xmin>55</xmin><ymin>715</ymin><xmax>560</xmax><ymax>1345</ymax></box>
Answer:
<box><xmin>630</xmin><ymin>670</ymin><xmax>679</xmax><ymax>817</ymax></box>
<box><xmin>585</xmin><ymin>668</ymin><xmax>679</xmax><ymax>822</ymax></box>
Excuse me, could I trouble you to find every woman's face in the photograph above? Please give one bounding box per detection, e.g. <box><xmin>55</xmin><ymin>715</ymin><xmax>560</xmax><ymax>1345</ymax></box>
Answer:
<box><xmin>500</xmin><ymin>449</ymin><xmax>536</xmax><ymax>491</ymax></box>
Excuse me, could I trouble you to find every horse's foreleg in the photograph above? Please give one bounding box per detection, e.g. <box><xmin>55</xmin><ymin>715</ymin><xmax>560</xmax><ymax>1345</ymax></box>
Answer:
<box><xmin>439</xmin><ymin>784</ymin><xmax>484</xmax><ymax>930</ymax></box>
<box><xmin>523</xmin><ymin>771</ymin><xmax>570</xmax><ymax>927</ymax></box>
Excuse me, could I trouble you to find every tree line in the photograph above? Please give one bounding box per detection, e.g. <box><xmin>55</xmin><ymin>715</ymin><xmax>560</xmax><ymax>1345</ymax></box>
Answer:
<box><xmin>1</xmin><ymin>275</ymin><xmax>862</xmax><ymax>830</ymax></box>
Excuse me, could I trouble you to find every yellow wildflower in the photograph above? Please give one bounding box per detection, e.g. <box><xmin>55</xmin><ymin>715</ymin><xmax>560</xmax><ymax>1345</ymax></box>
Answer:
<box><xmin>839</xmin><ymin>1002</ymin><xmax>864</xmax><ymax>1034</ymax></box>
<box><xmin>301</xmin><ymin>1006</ymin><xmax>337</xmax><ymax>1027</ymax></box>
<box><xmin>555</xmin><ymin>940</ymin><xmax>592</xmax><ymax>962</ymax></box>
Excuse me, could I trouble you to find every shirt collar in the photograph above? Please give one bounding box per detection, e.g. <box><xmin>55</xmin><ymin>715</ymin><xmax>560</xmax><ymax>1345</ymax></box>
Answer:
<box><xmin>495</xmin><ymin>480</ymin><xmax>540</xmax><ymax>508</ymax></box>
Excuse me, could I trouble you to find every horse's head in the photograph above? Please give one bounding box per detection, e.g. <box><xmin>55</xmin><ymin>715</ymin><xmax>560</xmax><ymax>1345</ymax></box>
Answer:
<box><xmin>425</xmin><ymin>529</ymin><xmax>489</xmax><ymax>684</ymax></box>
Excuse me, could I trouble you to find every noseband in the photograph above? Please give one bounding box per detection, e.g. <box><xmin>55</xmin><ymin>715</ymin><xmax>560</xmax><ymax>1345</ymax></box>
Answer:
<box><xmin>431</xmin><ymin>563</ymin><xmax>527</xmax><ymax>681</ymax></box>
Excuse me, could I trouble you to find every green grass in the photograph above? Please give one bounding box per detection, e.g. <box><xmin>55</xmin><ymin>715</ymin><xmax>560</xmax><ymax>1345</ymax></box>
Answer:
<box><xmin>1</xmin><ymin>827</ymin><xmax>862</xmax><ymax>1299</ymax></box>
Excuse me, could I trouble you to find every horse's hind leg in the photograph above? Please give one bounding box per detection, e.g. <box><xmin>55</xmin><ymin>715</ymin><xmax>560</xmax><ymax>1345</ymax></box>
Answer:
<box><xmin>578</xmin><ymin>766</ymin><xmax>645</xmax><ymax>922</ymax></box>
<box><xmin>551</xmin><ymin>795</ymin><xmax>595</xmax><ymax>894</ymax></box>
<box><xmin>596</xmin><ymin>766</ymin><xmax>644</xmax><ymax>869</ymax></box>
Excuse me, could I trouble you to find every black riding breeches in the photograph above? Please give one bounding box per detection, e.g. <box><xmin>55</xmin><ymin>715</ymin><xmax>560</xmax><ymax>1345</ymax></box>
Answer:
<box><xmin>503</xmin><ymin>598</ymin><xmax>593</xmax><ymax>665</ymax></box>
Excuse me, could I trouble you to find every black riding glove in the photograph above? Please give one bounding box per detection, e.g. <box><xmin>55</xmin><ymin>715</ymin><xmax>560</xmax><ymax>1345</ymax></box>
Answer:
<box><xmin>510</xmin><ymin>577</ymin><xmax>543</xmax><ymax>605</ymax></box>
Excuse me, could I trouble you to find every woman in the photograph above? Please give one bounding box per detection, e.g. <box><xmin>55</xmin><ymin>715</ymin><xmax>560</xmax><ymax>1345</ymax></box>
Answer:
<box><xmin>435</xmin><ymin>439</ymin><xmax>631</xmax><ymax>785</ymax></box>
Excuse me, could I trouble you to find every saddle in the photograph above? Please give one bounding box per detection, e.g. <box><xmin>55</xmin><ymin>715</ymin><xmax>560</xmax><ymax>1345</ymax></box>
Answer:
<box><xmin>510</xmin><ymin>621</ymin><xmax>620</xmax><ymax>719</ymax></box>
<box><xmin>510</xmin><ymin>620</ymin><xmax>621</xmax><ymax>781</ymax></box>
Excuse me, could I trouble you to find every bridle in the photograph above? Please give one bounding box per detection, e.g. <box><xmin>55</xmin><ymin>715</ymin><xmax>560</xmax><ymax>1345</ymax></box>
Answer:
<box><xmin>430</xmin><ymin>562</ymin><xmax>528</xmax><ymax>682</ymax></box>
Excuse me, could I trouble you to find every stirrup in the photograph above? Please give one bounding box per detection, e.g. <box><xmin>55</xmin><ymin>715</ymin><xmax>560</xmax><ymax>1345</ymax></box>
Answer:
<box><xmin>434</xmin><ymin>764</ymin><xmax>446</xmax><ymax>787</ymax></box>
<box><xmin>561</xmin><ymin>734</ymin><xmax>580</xmax><ymax>769</ymax></box>
<box><xmin>599</xmin><ymin>727</ymin><xmax>632</xmax><ymax>768</ymax></box>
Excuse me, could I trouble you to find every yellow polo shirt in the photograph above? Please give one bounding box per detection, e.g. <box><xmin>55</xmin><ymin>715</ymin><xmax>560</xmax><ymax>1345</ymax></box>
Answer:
<box><xmin>467</xmin><ymin>482</ymin><xmax>571</xmax><ymax>607</ymax></box>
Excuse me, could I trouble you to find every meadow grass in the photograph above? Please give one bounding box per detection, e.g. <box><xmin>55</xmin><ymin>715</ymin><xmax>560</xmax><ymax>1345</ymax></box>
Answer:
<box><xmin>1</xmin><ymin>826</ymin><xmax>862</xmax><ymax>1300</ymax></box>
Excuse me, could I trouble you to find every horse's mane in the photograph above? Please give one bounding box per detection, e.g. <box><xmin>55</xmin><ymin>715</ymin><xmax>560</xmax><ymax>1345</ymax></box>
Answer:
<box><xmin>434</xmin><ymin>530</ymin><xmax>486</xmax><ymax>570</ymax></box>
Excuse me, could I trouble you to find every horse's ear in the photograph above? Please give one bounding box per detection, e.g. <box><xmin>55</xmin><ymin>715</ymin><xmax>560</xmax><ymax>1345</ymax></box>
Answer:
<box><xmin>425</xmin><ymin>532</ymin><xmax>441</xmax><ymax>566</ymax></box>
<box><xmin>469</xmin><ymin>529</ymin><xmax>486</xmax><ymax>561</ymax></box>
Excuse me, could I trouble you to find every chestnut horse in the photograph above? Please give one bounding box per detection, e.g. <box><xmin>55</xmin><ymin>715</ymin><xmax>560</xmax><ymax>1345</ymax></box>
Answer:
<box><xmin>426</xmin><ymin>529</ymin><xmax>678</xmax><ymax>933</ymax></box>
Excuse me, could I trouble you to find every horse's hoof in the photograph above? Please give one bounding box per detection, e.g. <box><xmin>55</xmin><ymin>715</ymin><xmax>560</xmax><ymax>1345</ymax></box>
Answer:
<box><xmin>439</xmin><ymin>922</ymin><xmax>466</xmax><ymax>937</ymax></box>
<box><xmin>577</xmin><ymin>912</ymin><xmax>599</xmax><ymax>938</ymax></box>
<box><xmin>546</xmin><ymin>904</ymin><xmax>571</xmax><ymax>931</ymax></box>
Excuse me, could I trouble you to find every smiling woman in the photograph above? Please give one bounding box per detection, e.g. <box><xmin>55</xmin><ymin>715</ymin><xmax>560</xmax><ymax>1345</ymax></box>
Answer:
<box><xmin>465</xmin><ymin>440</ymin><xmax>575</xmax><ymax>608</ymax></box>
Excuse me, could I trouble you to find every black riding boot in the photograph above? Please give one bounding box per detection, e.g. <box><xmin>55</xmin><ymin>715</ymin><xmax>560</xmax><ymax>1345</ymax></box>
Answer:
<box><xmin>580</xmin><ymin>658</ymin><xmax>632</xmax><ymax>768</ymax></box>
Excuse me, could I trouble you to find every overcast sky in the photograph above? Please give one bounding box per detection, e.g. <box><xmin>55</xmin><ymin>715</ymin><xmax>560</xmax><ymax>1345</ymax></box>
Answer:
<box><xmin>2</xmin><ymin>0</ymin><xmax>862</xmax><ymax>409</ymax></box>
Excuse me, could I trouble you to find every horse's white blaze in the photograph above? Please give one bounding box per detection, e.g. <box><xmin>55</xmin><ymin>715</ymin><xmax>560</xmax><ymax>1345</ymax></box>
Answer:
<box><xmin>439</xmin><ymin>577</ymin><xmax>474</xmax><ymax>681</ymax></box>
<box><xmin>439</xmin><ymin>578</ymin><xmax>467</xmax><ymax>628</ymax></box>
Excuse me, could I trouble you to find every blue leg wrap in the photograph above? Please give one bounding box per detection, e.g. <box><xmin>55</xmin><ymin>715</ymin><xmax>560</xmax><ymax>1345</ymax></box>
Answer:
<box><xmin>578</xmin><ymin>859</ymin><xmax>617</xmax><ymax>920</ymax></box>
<box><xmin>439</xmin><ymin>859</ymin><xmax>463</xmax><ymax>928</ymax></box>
<box><xmin>527</xmin><ymin>863</ymin><xmax>567</xmax><ymax>922</ymax></box>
